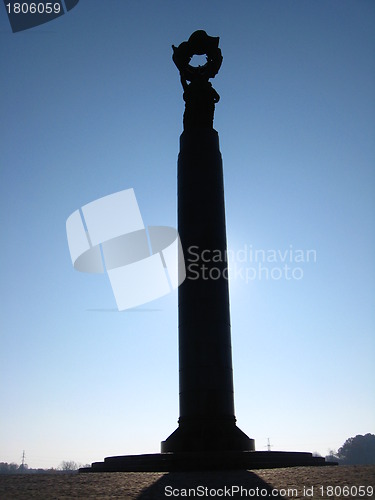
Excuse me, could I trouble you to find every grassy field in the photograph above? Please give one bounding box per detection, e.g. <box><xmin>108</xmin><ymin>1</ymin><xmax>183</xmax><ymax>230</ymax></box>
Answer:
<box><xmin>0</xmin><ymin>465</ymin><xmax>374</xmax><ymax>499</ymax></box>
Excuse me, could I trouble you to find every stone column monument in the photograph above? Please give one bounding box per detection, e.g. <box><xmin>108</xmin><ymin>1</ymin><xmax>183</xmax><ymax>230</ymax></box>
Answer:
<box><xmin>161</xmin><ymin>30</ymin><xmax>254</xmax><ymax>454</ymax></box>
<box><xmin>80</xmin><ymin>31</ymin><xmax>336</xmax><ymax>472</ymax></box>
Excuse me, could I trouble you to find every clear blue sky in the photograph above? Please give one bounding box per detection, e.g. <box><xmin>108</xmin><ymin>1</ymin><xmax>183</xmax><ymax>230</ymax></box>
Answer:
<box><xmin>1</xmin><ymin>0</ymin><xmax>374</xmax><ymax>468</ymax></box>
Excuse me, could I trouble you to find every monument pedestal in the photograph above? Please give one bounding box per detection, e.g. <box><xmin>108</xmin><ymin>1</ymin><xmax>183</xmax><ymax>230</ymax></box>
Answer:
<box><xmin>80</xmin><ymin>451</ymin><xmax>336</xmax><ymax>472</ymax></box>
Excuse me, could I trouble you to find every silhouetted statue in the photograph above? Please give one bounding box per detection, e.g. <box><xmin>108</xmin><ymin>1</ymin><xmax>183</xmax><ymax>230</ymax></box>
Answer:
<box><xmin>172</xmin><ymin>30</ymin><xmax>222</xmax><ymax>130</ymax></box>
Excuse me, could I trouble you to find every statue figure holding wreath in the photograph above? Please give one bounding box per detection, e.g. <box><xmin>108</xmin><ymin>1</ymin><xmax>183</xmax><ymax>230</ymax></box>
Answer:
<box><xmin>172</xmin><ymin>30</ymin><xmax>223</xmax><ymax>130</ymax></box>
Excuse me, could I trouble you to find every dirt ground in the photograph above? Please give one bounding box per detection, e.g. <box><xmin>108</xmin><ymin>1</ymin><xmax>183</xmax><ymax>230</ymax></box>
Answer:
<box><xmin>0</xmin><ymin>465</ymin><xmax>374</xmax><ymax>499</ymax></box>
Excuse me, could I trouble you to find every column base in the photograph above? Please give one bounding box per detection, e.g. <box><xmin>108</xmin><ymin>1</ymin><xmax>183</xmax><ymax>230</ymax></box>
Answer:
<box><xmin>161</xmin><ymin>417</ymin><xmax>255</xmax><ymax>453</ymax></box>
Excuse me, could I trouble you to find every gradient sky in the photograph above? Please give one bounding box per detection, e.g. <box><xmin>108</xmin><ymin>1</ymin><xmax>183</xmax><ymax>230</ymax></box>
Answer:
<box><xmin>1</xmin><ymin>0</ymin><xmax>374</xmax><ymax>469</ymax></box>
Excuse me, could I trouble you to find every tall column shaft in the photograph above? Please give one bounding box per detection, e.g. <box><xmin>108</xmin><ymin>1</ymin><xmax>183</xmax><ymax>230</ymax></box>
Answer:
<box><xmin>161</xmin><ymin>129</ymin><xmax>254</xmax><ymax>452</ymax></box>
<box><xmin>178</xmin><ymin>129</ymin><xmax>234</xmax><ymax>420</ymax></box>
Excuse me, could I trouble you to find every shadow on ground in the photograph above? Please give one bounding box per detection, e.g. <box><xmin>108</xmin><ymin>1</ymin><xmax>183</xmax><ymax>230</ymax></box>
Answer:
<box><xmin>137</xmin><ymin>470</ymin><xmax>286</xmax><ymax>499</ymax></box>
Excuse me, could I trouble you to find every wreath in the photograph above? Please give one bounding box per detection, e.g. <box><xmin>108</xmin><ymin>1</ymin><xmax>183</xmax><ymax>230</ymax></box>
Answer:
<box><xmin>172</xmin><ymin>30</ymin><xmax>223</xmax><ymax>82</ymax></box>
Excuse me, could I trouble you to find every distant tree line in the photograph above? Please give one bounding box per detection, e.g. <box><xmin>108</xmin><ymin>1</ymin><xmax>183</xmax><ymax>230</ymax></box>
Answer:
<box><xmin>325</xmin><ymin>433</ymin><xmax>375</xmax><ymax>465</ymax></box>
<box><xmin>0</xmin><ymin>460</ymin><xmax>89</xmax><ymax>474</ymax></box>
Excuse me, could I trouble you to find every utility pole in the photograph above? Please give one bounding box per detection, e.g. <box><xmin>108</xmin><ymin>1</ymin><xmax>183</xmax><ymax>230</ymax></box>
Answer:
<box><xmin>266</xmin><ymin>438</ymin><xmax>273</xmax><ymax>451</ymax></box>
